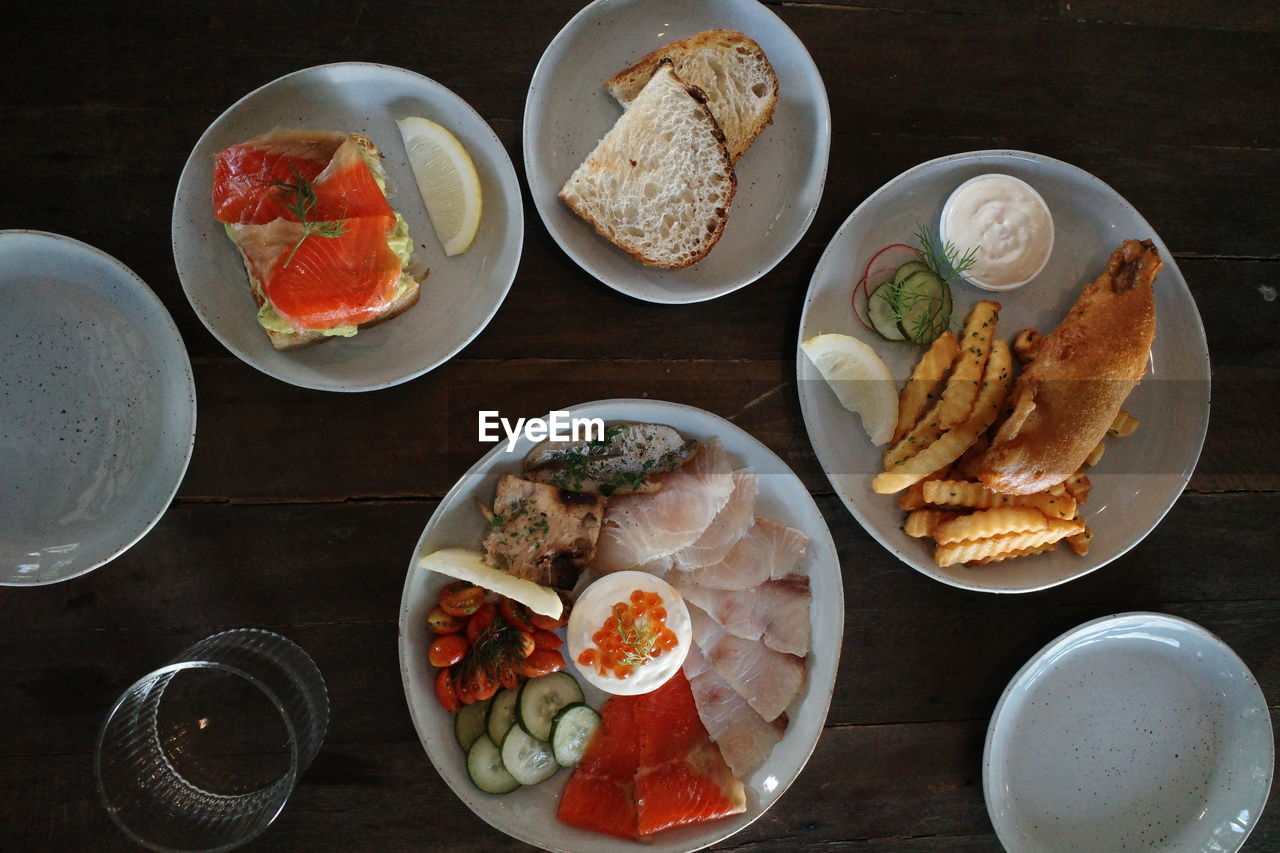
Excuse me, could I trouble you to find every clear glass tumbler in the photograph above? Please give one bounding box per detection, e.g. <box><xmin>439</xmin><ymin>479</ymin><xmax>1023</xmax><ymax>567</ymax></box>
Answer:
<box><xmin>95</xmin><ymin>629</ymin><xmax>329</xmax><ymax>852</ymax></box>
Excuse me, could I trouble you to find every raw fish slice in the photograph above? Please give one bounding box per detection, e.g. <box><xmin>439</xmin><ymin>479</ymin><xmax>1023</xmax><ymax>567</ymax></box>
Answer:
<box><xmin>680</xmin><ymin>517</ymin><xmax>809</xmax><ymax>590</ymax></box>
<box><xmin>634</xmin><ymin>671</ymin><xmax>746</xmax><ymax>835</ymax></box>
<box><xmin>309</xmin><ymin>137</ymin><xmax>395</xmax><ymax>222</ymax></box>
<box><xmin>684</xmin><ymin>646</ymin><xmax>784</xmax><ymax>778</ymax></box>
<box><xmin>232</xmin><ymin>214</ymin><xmax>402</xmax><ymax>330</ymax></box>
<box><xmin>212</xmin><ymin>131</ymin><xmax>347</xmax><ymax>224</ymax></box>
<box><xmin>671</xmin><ymin>470</ymin><xmax>758</xmax><ymax>570</ymax></box>
<box><xmin>593</xmin><ymin>439</ymin><xmax>735</xmax><ymax>573</ymax></box>
<box><xmin>556</xmin><ymin>698</ymin><xmax>640</xmax><ymax>839</ymax></box>
<box><xmin>677</xmin><ymin>575</ymin><xmax>812</xmax><ymax>656</ymax></box>
<box><xmin>689</xmin><ymin>604</ymin><xmax>806</xmax><ymax>723</ymax></box>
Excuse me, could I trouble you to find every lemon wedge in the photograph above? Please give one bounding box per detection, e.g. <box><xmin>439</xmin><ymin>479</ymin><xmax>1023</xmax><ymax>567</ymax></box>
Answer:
<box><xmin>801</xmin><ymin>334</ymin><xmax>898</xmax><ymax>446</ymax></box>
<box><xmin>397</xmin><ymin>116</ymin><xmax>482</xmax><ymax>256</ymax></box>
<box><xmin>418</xmin><ymin>547</ymin><xmax>562</xmax><ymax>618</ymax></box>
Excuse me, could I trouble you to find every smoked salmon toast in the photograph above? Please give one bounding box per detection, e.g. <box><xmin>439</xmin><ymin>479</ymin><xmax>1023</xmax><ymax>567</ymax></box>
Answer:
<box><xmin>212</xmin><ymin>130</ymin><xmax>422</xmax><ymax>351</ymax></box>
<box><xmin>980</xmin><ymin>239</ymin><xmax>1160</xmax><ymax>494</ymax></box>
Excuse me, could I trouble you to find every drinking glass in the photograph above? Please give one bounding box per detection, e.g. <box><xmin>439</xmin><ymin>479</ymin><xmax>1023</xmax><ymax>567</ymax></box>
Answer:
<box><xmin>95</xmin><ymin>629</ymin><xmax>328</xmax><ymax>851</ymax></box>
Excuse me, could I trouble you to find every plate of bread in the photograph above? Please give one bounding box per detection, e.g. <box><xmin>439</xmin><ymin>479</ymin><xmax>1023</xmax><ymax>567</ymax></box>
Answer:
<box><xmin>524</xmin><ymin>0</ymin><xmax>830</xmax><ymax>304</ymax></box>
<box><xmin>797</xmin><ymin>150</ymin><xmax>1210</xmax><ymax>593</ymax></box>
<box><xmin>173</xmin><ymin>62</ymin><xmax>523</xmax><ymax>391</ymax></box>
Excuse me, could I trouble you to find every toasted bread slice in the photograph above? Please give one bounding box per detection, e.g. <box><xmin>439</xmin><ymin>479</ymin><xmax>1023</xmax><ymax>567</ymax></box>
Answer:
<box><xmin>605</xmin><ymin>30</ymin><xmax>778</xmax><ymax>163</ymax></box>
<box><xmin>560</xmin><ymin>62</ymin><xmax>736</xmax><ymax>269</ymax></box>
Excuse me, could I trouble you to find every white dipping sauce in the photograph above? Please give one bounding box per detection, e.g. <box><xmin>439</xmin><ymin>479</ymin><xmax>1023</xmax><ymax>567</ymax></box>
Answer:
<box><xmin>940</xmin><ymin>174</ymin><xmax>1053</xmax><ymax>291</ymax></box>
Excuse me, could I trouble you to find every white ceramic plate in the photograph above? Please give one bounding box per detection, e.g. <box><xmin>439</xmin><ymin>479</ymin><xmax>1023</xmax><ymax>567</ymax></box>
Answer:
<box><xmin>984</xmin><ymin>613</ymin><xmax>1273</xmax><ymax>851</ymax></box>
<box><xmin>0</xmin><ymin>231</ymin><xmax>196</xmax><ymax>585</ymax></box>
<box><xmin>173</xmin><ymin>62</ymin><xmax>523</xmax><ymax>391</ymax></box>
<box><xmin>524</xmin><ymin>0</ymin><xmax>830</xmax><ymax>304</ymax></box>
<box><xmin>797</xmin><ymin>150</ymin><xmax>1211</xmax><ymax>592</ymax></box>
<box><xmin>398</xmin><ymin>399</ymin><xmax>842</xmax><ymax>852</ymax></box>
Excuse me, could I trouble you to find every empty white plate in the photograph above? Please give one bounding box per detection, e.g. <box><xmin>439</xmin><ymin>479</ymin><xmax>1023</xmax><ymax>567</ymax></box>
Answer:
<box><xmin>173</xmin><ymin>62</ymin><xmax>523</xmax><ymax>391</ymax></box>
<box><xmin>985</xmin><ymin>613</ymin><xmax>1273</xmax><ymax>851</ymax></box>
<box><xmin>524</xmin><ymin>0</ymin><xmax>830</xmax><ymax>303</ymax></box>
<box><xmin>0</xmin><ymin>231</ymin><xmax>196</xmax><ymax>585</ymax></box>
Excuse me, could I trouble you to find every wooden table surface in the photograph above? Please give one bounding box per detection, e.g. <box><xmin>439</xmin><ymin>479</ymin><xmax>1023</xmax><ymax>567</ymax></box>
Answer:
<box><xmin>2</xmin><ymin>1</ymin><xmax>1277</xmax><ymax>850</ymax></box>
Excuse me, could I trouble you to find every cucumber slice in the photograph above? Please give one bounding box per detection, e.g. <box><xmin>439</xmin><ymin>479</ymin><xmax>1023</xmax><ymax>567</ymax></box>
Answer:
<box><xmin>551</xmin><ymin>703</ymin><xmax>601</xmax><ymax>768</ymax></box>
<box><xmin>486</xmin><ymin>688</ymin><xmax>519</xmax><ymax>747</ymax></box>
<box><xmin>892</xmin><ymin>259</ymin><xmax>931</xmax><ymax>284</ymax></box>
<box><xmin>517</xmin><ymin>671</ymin><xmax>585</xmax><ymax>742</ymax></box>
<box><xmin>500</xmin><ymin>724</ymin><xmax>559</xmax><ymax>786</ymax></box>
<box><xmin>867</xmin><ymin>281</ymin><xmax>907</xmax><ymax>342</ymax></box>
<box><xmin>454</xmin><ymin>697</ymin><xmax>491</xmax><ymax>751</ymax></box>
<box><xmin>895</xmin><ymin>270</ymin><xmax>951</xmax><ymax>345</ymax></box>
<box><xmin>466</xmin><ymin>734</ymin><xmax>520</xmax><ymax>794</ymax></box>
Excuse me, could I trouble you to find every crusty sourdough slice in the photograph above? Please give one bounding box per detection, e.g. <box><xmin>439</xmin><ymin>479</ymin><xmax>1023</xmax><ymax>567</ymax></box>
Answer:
<box><xmin>605</xmin><ymin>30</ymin><xmax>778</xmax><ymax>163</ymax></box>
<box><xmin>560</xmin><ymin>62</ymin><xmax>736</xmax><ymax>269</ymax></box>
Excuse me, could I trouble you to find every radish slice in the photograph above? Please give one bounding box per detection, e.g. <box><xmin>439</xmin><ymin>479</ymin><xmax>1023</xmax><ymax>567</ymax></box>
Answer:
<box><xmin>852</xmin><ymin>274</ymin><xmax>873</xmax><ymax>330</ymax></box>
<box><xmin>862</xmin><ymin>243</ymin><xmax>919</xmax><ymax>284</ymax></box>
<box><xmin>852</xmin><ymin>243</ymin><xmax>923</xmax><ymax>333</ymax></box>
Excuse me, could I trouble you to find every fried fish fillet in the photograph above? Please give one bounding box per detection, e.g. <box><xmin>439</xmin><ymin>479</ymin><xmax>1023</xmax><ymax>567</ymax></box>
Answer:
<box><xmin>979</xmin><ymin>239</ymin><xmax>1161</xmax><ymax>494</ymax></box>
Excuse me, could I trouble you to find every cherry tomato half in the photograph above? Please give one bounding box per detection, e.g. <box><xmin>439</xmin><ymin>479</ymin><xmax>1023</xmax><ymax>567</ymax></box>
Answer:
<box><xmin>434</xmin><ymin>667</ymin><xmax>461</xmax><ymax>712</ymax></box>
<box><xmin>512</xmin><ymin>631</ymin><xmax>536</xmax><ymax>659</ymax></box>
<box><xmin>428</xmin><ymin>634</ymin><xmax>469</xmax><ymax>668</ymax></box>
<box><xmin>532</xmin><ymin>629</ymin><xmax>563</xmax><ymax>651</ymax></box>
<box><xmin>529</xmin><ymin>611</ymin><xmax>567</xmax><ymax>631</ymax></box>
<box><xmin>427</xmin><ymin>607</ymin><xmax>464</xmax><ymax>634</ymax></box>
<box><xmin>454</xmin><ymin>665</ymin><xmax>476</xmax><ymax>705</ymax></box>
<box><xmin>463</xmin><ymin>665</ymin><xmax>498</xmax><ymax>702</ymax></box>
<box><xmin>438</xmin><ymin>581</ymin><xmax>485</xmax><ymax>618</ymax></box>
<box><xmin>496</xmin><ymin>659</ymin><xmax>521</xmax><ymax>691</ymax></box>
<box><xmin>518</xmin><ymin>648</ymin><xmax>566</xmax><ymax>678</ymax></box>
<box><xmin>499</xmin><ymin>598</ymin><xmax>534</xmax><ymax>633</ymax></box>
<box><xmin>466</xmin><ymin>602</ymin><xmax>497</xmax><ymax>646</ymax></box>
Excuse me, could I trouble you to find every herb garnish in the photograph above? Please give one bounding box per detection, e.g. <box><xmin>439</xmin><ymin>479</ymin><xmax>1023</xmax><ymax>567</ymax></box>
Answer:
<box><xmin>269</xmin><ymin>163</ymin><xmax>347</xmax><ymax>267</ymax></box>
<box><xmin>611</xmin><ymin>603</ymin><xmax>660</xmax><ymax>667</ymax></box>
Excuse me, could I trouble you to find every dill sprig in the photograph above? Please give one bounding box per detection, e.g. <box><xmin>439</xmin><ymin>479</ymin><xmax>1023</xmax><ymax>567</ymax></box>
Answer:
<box><xmin>914</xmin><ymin>223</ymin><xmax>978</xmax><ymax>282</ymax></box>
<box><xmin>269</xmin><ymin>163</ymin><xmax>347</xmax><ymax>267</ymax></box>
<box><xmin>611</xmin><ymin>603</ymin><xmax>660</xmax><ymax>667</ymax></box>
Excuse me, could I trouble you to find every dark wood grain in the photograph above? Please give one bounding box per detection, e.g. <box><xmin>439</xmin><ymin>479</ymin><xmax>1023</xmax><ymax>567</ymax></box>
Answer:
<box><xmin>1</xmin><ymin>0</ymin><xmax>1276</xmax><ymax>851</ymax></box>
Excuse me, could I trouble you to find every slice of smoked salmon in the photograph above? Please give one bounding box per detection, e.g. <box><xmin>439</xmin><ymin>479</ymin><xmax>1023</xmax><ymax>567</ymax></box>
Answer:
<box><xmin>212</xmin><ymin>131</ymin><xmax>346</xmax><ymax>224</ymax></box>
<box><xmin>634</xmin><ymin>671</ymin><xmax>746</xmax><ymax>836</ymax></box>
<box><xmin>232</xmin><ymin>214</ymin><xmax>402</xmax><ymax>331</ymax></box>
<box><xmin>556</xmin><ymin>697</ymin><xmax>640</xmax><ymax>839</ymax></box>
<box><xmin>309</xmin><ymin>137</ymin><xmax>394</xmax><ymax>221</ymax></box>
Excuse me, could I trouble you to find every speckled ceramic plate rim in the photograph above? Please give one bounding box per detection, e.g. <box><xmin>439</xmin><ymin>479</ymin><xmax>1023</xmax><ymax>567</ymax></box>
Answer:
<box><xmin>795</xmin><ymin>149</ymin><xmax>1211</xmax><ymax>594</ymax></box>
<box><xmin>397</xmin><ymin>398</ymin><xmax>842</xmax><ymax>853</ymax></box>
<box><xmin>522</xmin><ymin>0</ymin><xmax>831</xmax><ymax>304</ymax></box>
<box><xmin>0</xmin><ymin>230</ymin><xmax>196</xmax><ymax>586</ymax></box>
<box><xmin>172</xmin><ymin>61</ymin><xmax>523</xmax><ymax>392</ymax></box>
<box><xmin>982</xmin><ymin>612</ymin><xmax>1274</xmax><ymax>852</ymax></box>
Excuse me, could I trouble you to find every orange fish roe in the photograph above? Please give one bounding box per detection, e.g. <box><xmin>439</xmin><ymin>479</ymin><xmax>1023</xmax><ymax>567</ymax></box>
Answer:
<box><xmin>578</xmin><ymin>590</ymin><xmax>680</xmax><ymax>679</ymax></box>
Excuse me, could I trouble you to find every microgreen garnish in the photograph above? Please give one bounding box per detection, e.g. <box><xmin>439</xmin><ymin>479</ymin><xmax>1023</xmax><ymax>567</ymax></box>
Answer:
<box><xmin>269</xmin><ymin>163</ymin><xmax>347</xmax><ymax>267</ymax></box>
<box><xmin>611</xmin><ymin>603</ymin><xmax>660</xmax><ymax>667</ymax></box>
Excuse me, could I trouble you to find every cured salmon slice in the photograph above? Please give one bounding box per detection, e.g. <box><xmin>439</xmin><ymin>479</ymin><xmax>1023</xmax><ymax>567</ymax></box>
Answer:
<box><xmin>231</xmin><ymin>214</ymin><xmax>402</xmax><ymax>331</ymax></box>
<box><xmin>634</xmin><ymin>671</ymin><xmax>746</xmax><ymax>835</ymax></box>
<box><xmin>308</xmin><ymin>137</ymin><xmax>395</xmax><ymax>222</ymax></box>
<box><xmin>213</xmin><ymin>132</ymin><xmax>392</xmax><ymax>225</ymax></box>
<box><xmin>558</xmin><ymin>673</ymin><xmax>746</xmax><ymax>840</ymax></box>
<box><xmin>556</xmin><ymin>699</ymin><xmax>639</xmax><ymax>839</ymax></box>
<box><xmin>212</xmin><ymin>131</ymin><xmax>346</xmax><ymax>224</ymax></box>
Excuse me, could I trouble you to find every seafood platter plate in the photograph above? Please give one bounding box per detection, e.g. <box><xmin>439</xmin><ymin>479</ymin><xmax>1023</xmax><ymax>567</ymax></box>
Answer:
<box><xmin>797</xmin><ymin>150</ymin><xmax>1210</xmax><ymax>593</ymax></box>
<box><xmin>524</xmin><ymin>0</ymin><xmax>831</xmax><ymax>304</ymax></box>
<box><xmin>399</xmin><ymin>398</ymin><xmax>842</xmax><ymax>852</ymax></box>
<box><xmin>173</xmin><ymin>62</ymin><xmax>523</xmax><ymax>392</ymax></box>
<box><xmin>0</xmin><ymin>230</ymin><xmax>195</xmax><ymax>585</ymax></box>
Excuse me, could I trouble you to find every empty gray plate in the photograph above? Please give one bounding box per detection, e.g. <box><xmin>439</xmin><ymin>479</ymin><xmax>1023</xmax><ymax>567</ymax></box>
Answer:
<box><xmin>0</xmin><ymin>231</ymin><xmax>196</xmax><ymax>585</ymax></box>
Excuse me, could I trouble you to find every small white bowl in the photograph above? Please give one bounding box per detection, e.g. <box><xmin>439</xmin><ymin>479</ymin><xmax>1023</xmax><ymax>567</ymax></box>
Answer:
<box><xmin>939</xmin><ymin>173</ymin><xmax>1054</xmax><ymax>292</ymax></box>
